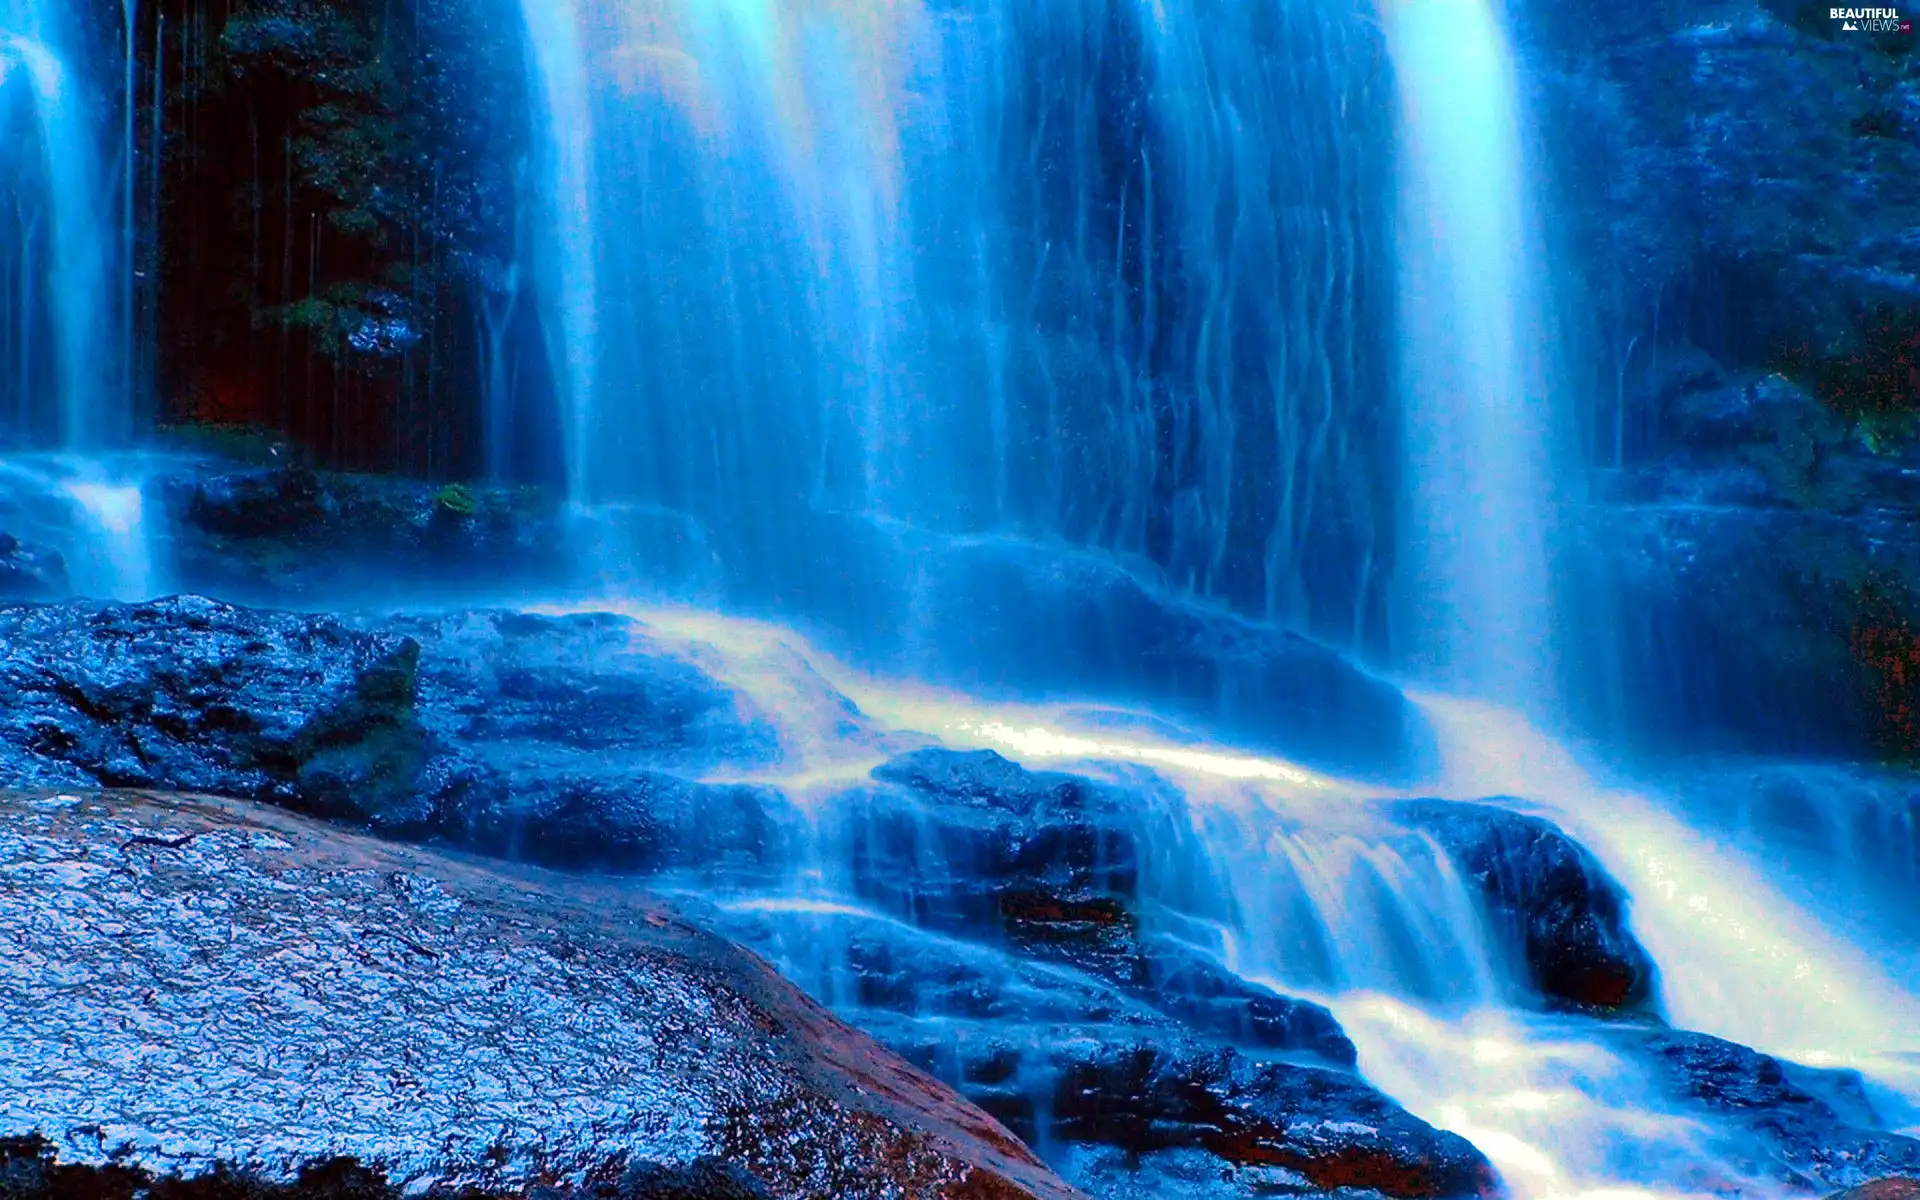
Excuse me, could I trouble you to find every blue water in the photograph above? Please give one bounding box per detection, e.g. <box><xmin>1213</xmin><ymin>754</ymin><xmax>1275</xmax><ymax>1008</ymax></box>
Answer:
<box><xmin>511</xmin><ymin>0</ymin><xmax>1392</xmax><ymax>647</ymax></box>
<box><xmin>0</xmin><ymin>0</ymin><xmax>127</xmax><ymax>448</ymax></box>
<box><xmin>494</xmin><ymin>2</ymin><xmax>1920</xmax><ymax>1194</ymax></box>
<box><xmin>2</xmin><ymin>0</ymin><xmax>1915</xmax><ymax>1196</ymax></box>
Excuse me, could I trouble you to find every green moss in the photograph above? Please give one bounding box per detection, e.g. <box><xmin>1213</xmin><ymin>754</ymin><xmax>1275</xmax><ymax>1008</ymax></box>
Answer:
<box><xmin>433</xmin><ymin>483</ymin><xmax>478</xmax><ymax>517</ymax></box>
<box><xmin>291</xmin><ymin>640</ymin><xmax>429</xmax><ymax>824</ymax></box>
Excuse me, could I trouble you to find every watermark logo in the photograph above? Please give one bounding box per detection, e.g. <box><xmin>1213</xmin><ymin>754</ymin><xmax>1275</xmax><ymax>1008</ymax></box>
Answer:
<box><xmin>1830</xmin><ymin>7</ymin><xmax>1913</xmax><ymax>32</ymax></box>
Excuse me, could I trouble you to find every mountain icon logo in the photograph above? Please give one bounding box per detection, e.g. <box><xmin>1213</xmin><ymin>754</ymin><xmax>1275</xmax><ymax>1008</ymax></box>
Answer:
<box><xmin>1844</xmin><ymin>19</ymin><xmax>1859</xmax><ymax>26</ymax></box>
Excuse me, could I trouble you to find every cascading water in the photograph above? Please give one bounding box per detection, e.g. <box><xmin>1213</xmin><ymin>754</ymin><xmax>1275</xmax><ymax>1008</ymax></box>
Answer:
<box><xmin>58</xmin><ymin>474</ymin><xmax>154</xmax><ymax>601</ymax></box>
<box><xmin>511</xmin><ymin>601</ymin><xmax>1915</xmax><ymax>1198</ymax></box>
<box><xmin>493</xmin><ymin>1</ymin><xmax>1919</xmax><ymax>1196</ymax></box>
<box><xmin>1386</xmin><ymin>0</ymin><xmax>1553</xmax><ymax>708</ymax></box>
<box><xmin>512</xmin><ymin>0</ymin><xmax>1393</xmax><ymax>644</ymax></box>
<box><xmin>0</xmin><ymin>2</ymin><xmax>121</xmax><ymax>449</ymax></box>
<box><xmin>1</xmin><ymin>1</ymin><xmax>161</xmax><ymax>604</ymax></box>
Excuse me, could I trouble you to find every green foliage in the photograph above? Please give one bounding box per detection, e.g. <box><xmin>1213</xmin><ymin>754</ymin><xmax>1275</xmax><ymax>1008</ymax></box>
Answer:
<box><xmin>1774</xmin><ymin>304</ymin><xmax>1920</xmax><ymax>452</ymax></box>
<box><xmin>433</xmin><ymin>483</ymin><xmax>478</xmax><ymax>517</ymax></box>
<box><xmin>225</xmin><ymin>1</ymin><xmax>405</xmax><ymax>253</ymax></box>
<box><xmin>270</xmin><ymin>284</ymin><xmax>388</xmax><ymax>363</ymax></box>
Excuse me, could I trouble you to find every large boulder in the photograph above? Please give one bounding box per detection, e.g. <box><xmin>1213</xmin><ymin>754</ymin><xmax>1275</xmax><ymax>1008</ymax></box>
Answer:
<box><xmin>0</xmin><ymin>789</ymin><xmax>1080</xmax><ymax>1200</ymax></box>
<box><xmin>1397</xmin><ymin>800</ymin><xmax>1659</xmax><ymax>1011</ymax></box>
<box><xmin>858</xmin><ymin>1019</ymin><xmax>1498</xmax><ymax>1200</ymax></box>
<box><xmin>1043</xmin><ymin>1040</ymin><xmax>1498</xmax><ymax>1199</ymax></box>
<box><xmin>0</xmin><ymin>595</ymin><xmax>431</xmax><ymax>819</ymax></box>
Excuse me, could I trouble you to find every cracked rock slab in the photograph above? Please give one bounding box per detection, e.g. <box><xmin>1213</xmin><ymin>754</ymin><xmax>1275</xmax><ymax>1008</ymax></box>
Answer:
<box><xmin>0</xmin><ymin>789</ymin><xmax>1081</xmax><ymax>1200</ymax></box>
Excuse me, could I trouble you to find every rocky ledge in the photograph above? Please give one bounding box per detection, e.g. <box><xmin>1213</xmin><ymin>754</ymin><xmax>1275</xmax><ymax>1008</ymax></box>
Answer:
<box><xmin>0</xmin><ymin>789</ymin><xmax>1078</xmax><ymax>1200</ymax></box>
<box><xmin>0</xmin><ymin>595</ymin><xmax>1500</xmax><ymax>1198</ymax></box>
<box><xmin>4</xmin><ymin>594</ymin><xmax>1915</xmax><ymax>1199</ymax></box>
<box><xmin>161</xmin><ymin>465</ymin><xmax>570</xmax><ymax>605</ymax></box>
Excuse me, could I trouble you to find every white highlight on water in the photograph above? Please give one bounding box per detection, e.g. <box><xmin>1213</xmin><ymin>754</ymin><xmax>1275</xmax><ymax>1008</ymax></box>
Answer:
<box><xmin>1386</xmin><ymin>0</ymin><xmax>1554</xmax><ymax>707</ymax></box>
<box><xmin>59</xmin><ymin>476</ymin><xmax>154</xmax><ymax>601</ymax></box>
<box><xmin>0</xmin><ymin>454</ymin><xmax>164</xmax><ymax>601</ymax></box>
<box><xmin>1422</xmin><ymin>696</ymin><xmax>1920</xmax><ymax>1085</ymax></box>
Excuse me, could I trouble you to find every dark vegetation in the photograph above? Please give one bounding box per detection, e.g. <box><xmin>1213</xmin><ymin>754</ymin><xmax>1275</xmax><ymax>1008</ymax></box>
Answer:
<box><xmin>146</xmin><ymin>0</ymin><xmax>550</xmax><ymax>480</ymax></box>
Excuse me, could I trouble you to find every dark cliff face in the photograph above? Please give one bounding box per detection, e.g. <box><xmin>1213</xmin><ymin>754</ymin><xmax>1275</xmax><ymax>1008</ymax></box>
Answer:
<box><xmin>1517</xmin><ymin>0</ymin><xmax>1920</xmax><ymax>758</ymax></box>
<box><xmin>147</xmin><ymin>0</ymin><xmax>553</xmax><ymax>481</ymax></box>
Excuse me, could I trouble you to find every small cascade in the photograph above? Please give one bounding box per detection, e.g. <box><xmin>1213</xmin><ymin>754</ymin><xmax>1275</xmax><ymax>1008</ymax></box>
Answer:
<box><xmin>59</xmin><ymin>475</ymin><xmax>155</xmax><ymax>601</ymax></box>
<box><xmin>510</xmin><ymin>601</ymin><xmax>1916</xmax><ymax>1198</ymax></box>
<box><xmin>1332</xmin><ymin>999</ymin><xmax>1730</xmax><ymax>1198</ymax></box>
<box><xmin>1421</xmin><ymin>698</ymin><xmax>1920</xmax><ymax>1105</ymax></box>
<box><xmin>0</xmin><ymin>454</ymin><xmax>165</xmax><ymax>601</ymax></box>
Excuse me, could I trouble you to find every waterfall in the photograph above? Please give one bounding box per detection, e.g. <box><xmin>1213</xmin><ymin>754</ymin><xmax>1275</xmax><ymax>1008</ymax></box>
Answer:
<box><xmin>0</xmin><ymin>7</ymin><xmax>121</xmax><ymax>449</ymax></box>
<box><xmin>511</xmin><ymin>0</ymin><xmax>1392</xmax><ymax>639</ymax></box>
<box><xmin>1385</xmin><ymin>0</ymin><xmax>1554</xmax><ymax>708</ymax></box>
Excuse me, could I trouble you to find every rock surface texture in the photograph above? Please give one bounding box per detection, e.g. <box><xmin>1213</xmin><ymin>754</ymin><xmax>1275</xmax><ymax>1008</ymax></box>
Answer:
<box><xmin>0</xmin><ymin>789</ymin><xmax>1080</xmax><ymax>1200</ymax></box>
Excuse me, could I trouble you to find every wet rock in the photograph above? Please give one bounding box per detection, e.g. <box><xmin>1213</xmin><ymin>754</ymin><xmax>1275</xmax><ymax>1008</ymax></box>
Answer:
<box><xmin>1560</xmin><ymin>424</ymin><xmax>1920</xmax><ymax>760</ymax></box>
<box><xmin>1122</xmin><ymin>937</ymin><xmax>1357</xmax><ymax>1065</ymax></box>
<box><xmin>397</xmin><ymin>609</ymin><xmax>778</xmax><ymax>774</ymax></box>
<box><xmin>433</xmin><ymin>769</ymin><xmax>791</xmax><ymax>876</ymax></box>
<box><xmin>1524</xmin><ymin>0</ymin><xmax>1920</xmax><ymax>758</ymax></box>
<box><xmin>0</xmin><ymin>1141</ymin><xmax>781</xmax><ymax>1200</ymax></box>
<box><xmin>860</xmin><ymin>749</ymin><xmax>1147</xmax><ymax>930</ymax></box>
<box><xmin>0</xmin><ymin>598</ymin><xmax>784</xmax><ymax>873</ymax></box>
<box><xmin>0</xmin><ymin>595</ymin><xmax>431</xmax><ymax>820</ymax></box>
<box><xmin>0</xmin><ymin>532</ymin><xmax>67</xmax><ymax>600</ymax></box>
<box><xmin>1830</xmin><ymin>1180</ymin><xmax>1920</xmax><ymax>1200</ymax></box>
<box><xmin>162</xmin><ymin>466</ymin><xmax>569</xmax><ymax>603</ymax></box>
<box><xmin>0</xmin><ymin>789</ymin><xmax>1078</xmax><ymax>1200</ymax></box>
<box><xmin>1045</xmin><ymin>1040</ymin><xmax>1499</xmax><ymax>1197</ymax></box>
<box><xmin>1397</xmin><ymin>799</ymin><xmax>1658</xmax><ymax>1011</ymax></box>
<box><xmin>1620</xmin><ymin>1028</ymin><xmax>1920</xmax><ymax>1191</ymax></box>
<box><xmin>182</xmin><ymin>463</ymin><xmax>332</xmax><ymax>539</ymax></box>
<box><xmin>861</xmin><ymin>749</ymin><xmax>1352</xmax><ymax>1062</ymax></box>
<box><xmin>863</xmin><ymin>1021</ymin><xmax>1496</xmax><ymax>1200</ymax></box>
